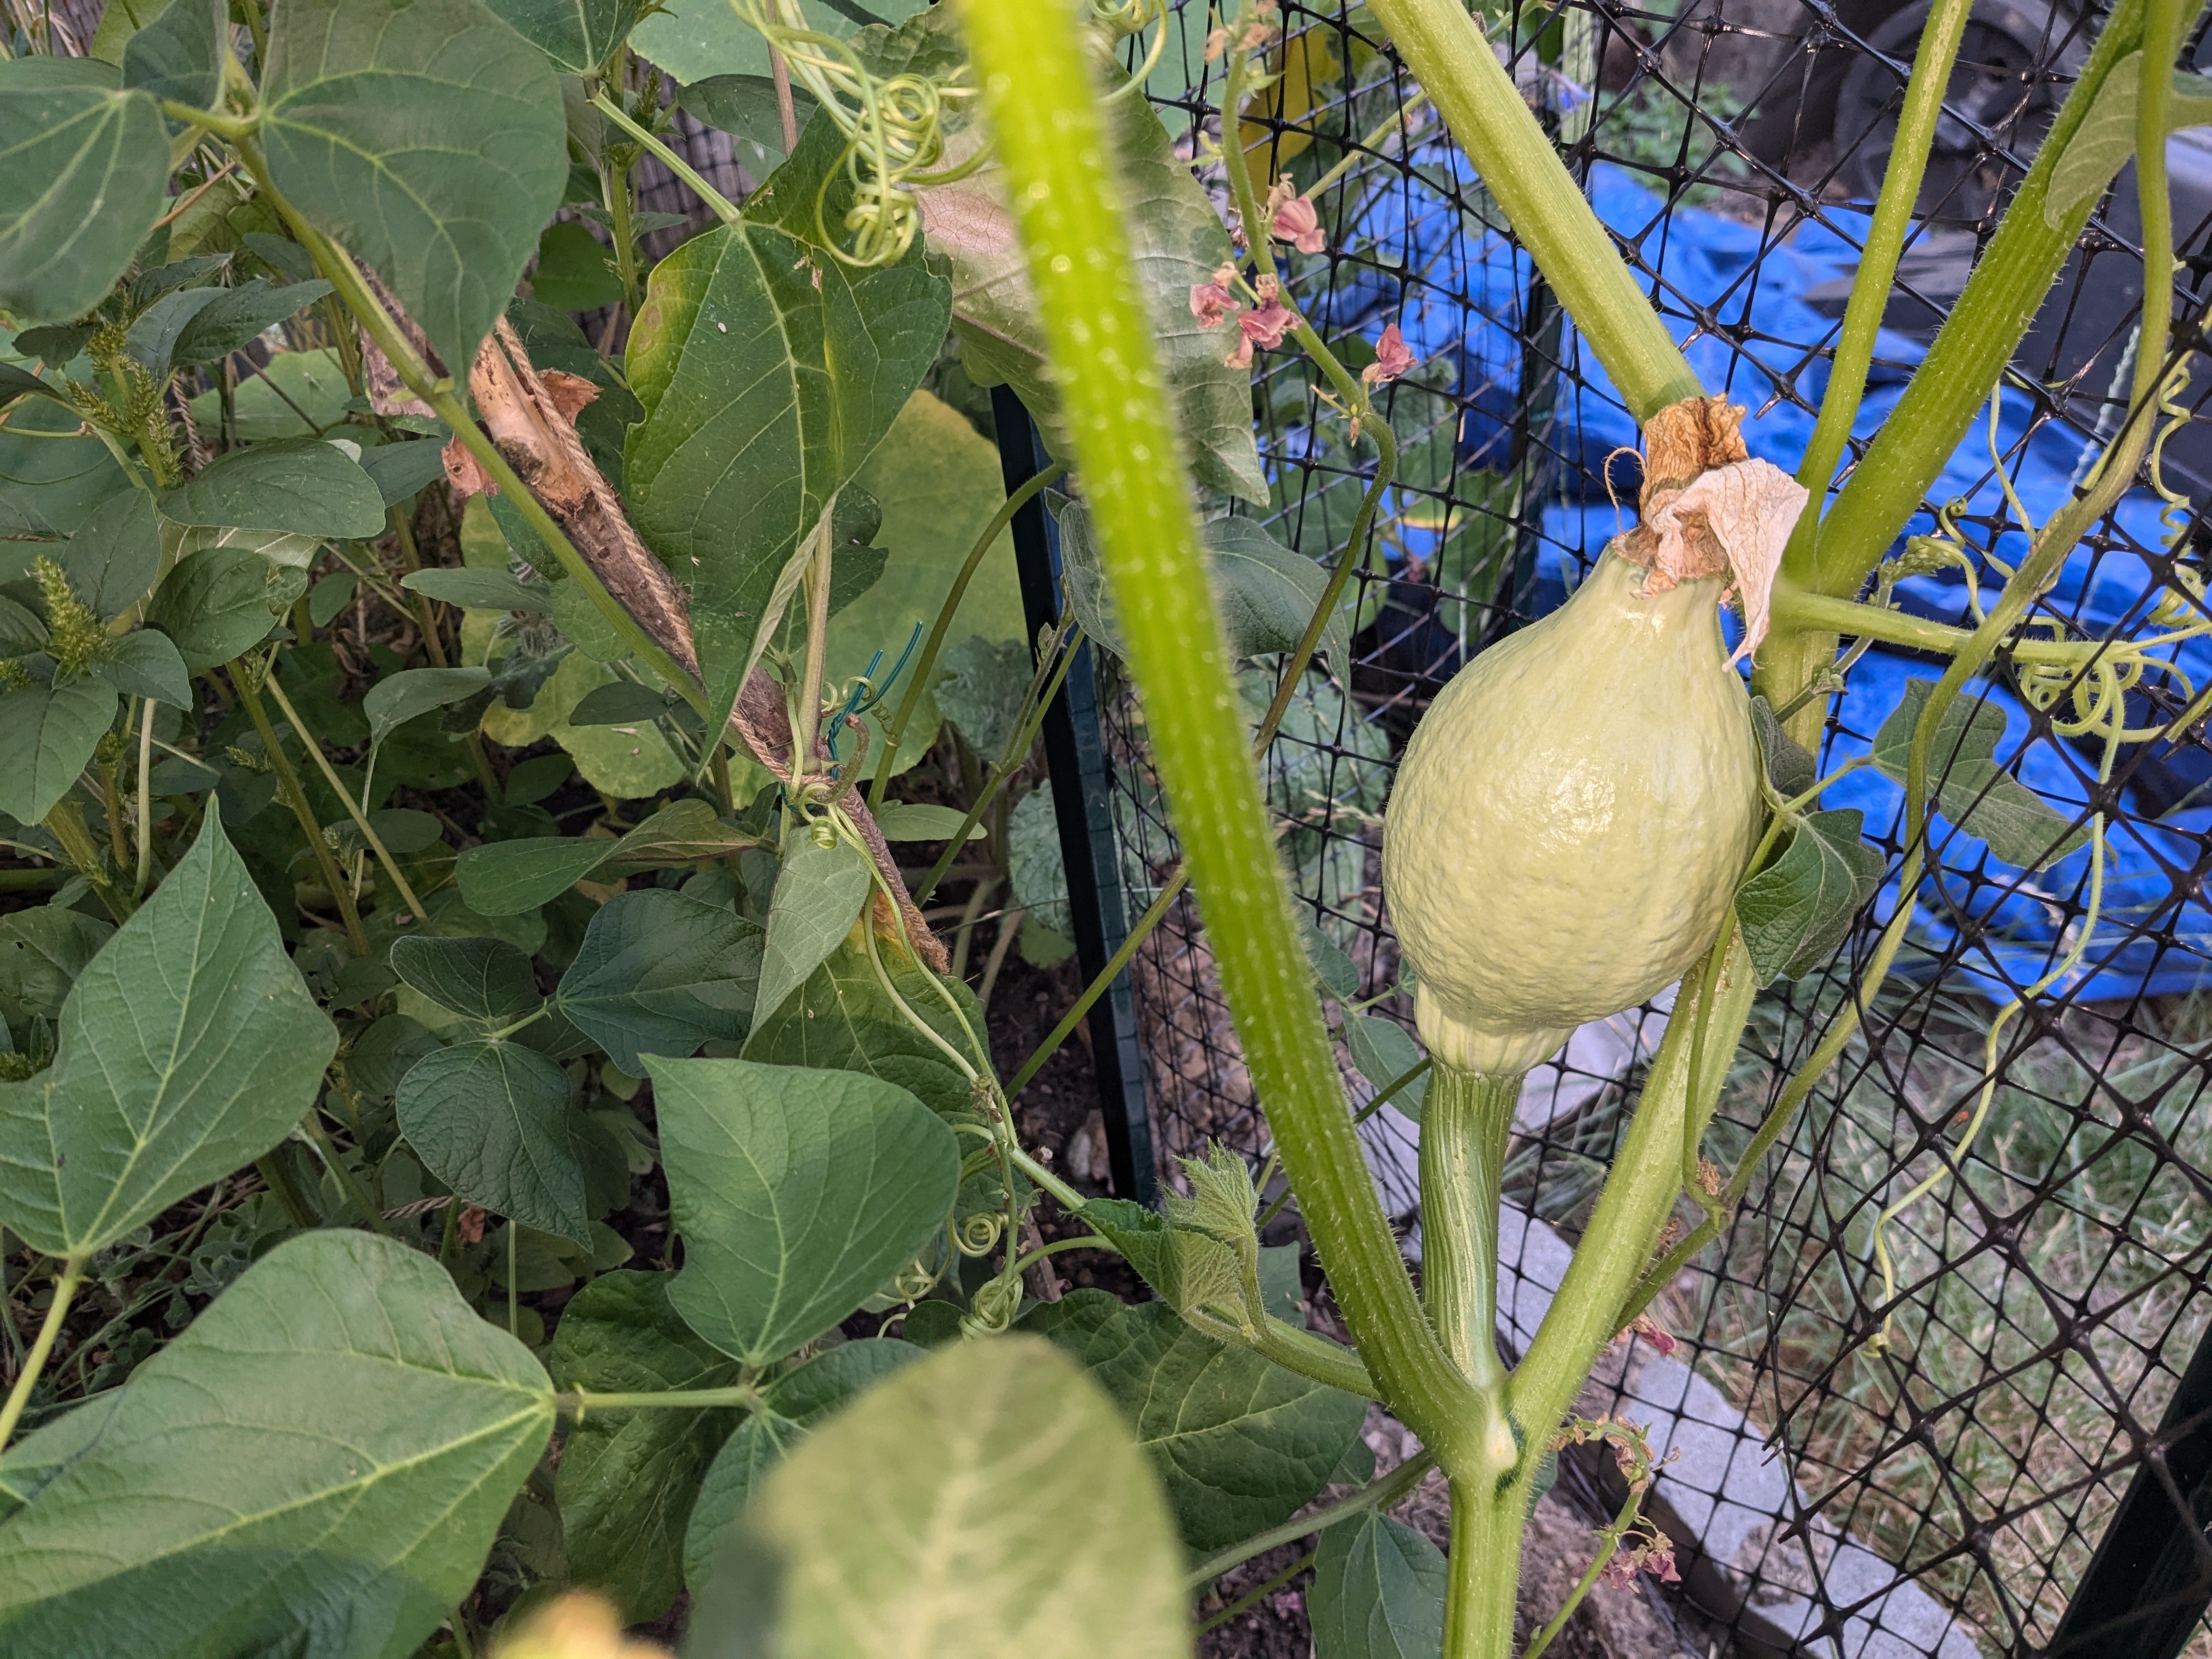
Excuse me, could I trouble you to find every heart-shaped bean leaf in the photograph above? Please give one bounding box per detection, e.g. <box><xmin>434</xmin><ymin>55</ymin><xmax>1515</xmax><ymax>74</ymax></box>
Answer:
<box><xmin>396</xmin><ymin>1038</ymin><xmax>592</xmax><ymax>1244</ymax></box>
<box><xmin>555</xmin><ymin>889</ymin><xmax>763</xmax><ymax>1075</ymax></box>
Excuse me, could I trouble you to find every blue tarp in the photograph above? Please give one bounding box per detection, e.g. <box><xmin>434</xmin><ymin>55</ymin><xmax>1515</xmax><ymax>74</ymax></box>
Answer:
<box><xmin>1319</xmin><ymin>162</ymin><xmax>2212</xmax><ymax>1001</ymax></box>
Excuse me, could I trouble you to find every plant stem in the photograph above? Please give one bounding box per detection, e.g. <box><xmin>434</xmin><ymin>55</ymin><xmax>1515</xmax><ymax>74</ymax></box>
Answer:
<box><xmin>866</xmin><ymin>461</ymin><xmax>1064</xmax><ymax>808</ymax></box>
<box><xmin>0</xmin><ymin>1259</ymin><xmax>81</xmax><ymax>1450</ymax></box>
<box><xmin>1443</xmin><ymin>1476</ymin><xmax>1526</xmax><ymax>1659</ymax></box>
<box><xmin>1419</xmin><ymin>1064</ymin><xmax>1517</xmax><ymax>1395</ymax></box>
<box><xmin>1520</xmin><ymin>1482</ymin><xmax>1641</xmax><ymax>1659</ymax></box>
<box><xmin>1359</xmin><ymin>0</ymin><xmax>1701</xmax><ymax>420</ymax></box>
<box><xmin>1196</xmin><ymin>1549</ymin><xmax>1315</xmax><ymax>1633</ymax></box>
<box><xmin>133</xmin><ymin>694</ymin><xmax>155</xmax><ymax>898</ymax></box>
<box><xmin>960</xmin><ymin>0</ymin><xmax>1485</xmax><ymax>1476</ymax></box>
<box><xmin>1765</xmin><ymin>584</ymin><xmax>2151</xmax><ymax>661</ymax></box>
<box><xmin>1782</xmin><ymin>0</ymin><xmax>2148</xmax><ymax>606</ymax></box>
<box><xmin>558</xmin><ymin>1385</ymin><xmax>762</xmax><ymax>1415</ymax></box>
<box><xmin>260</xmin><ymin>667</ymin><xmax>432</xmax><ymax>924</ymax></box>
<box><xmin>1510</xmin><ymin>921</ymin><xmax>1753</xmax><ymax>1445</ymax></box>
<box><xmin>592</xmin><ymin>90</ymin><xmax>743</xmax><ymax>227</ymax></box>
<box><xmin>1186</xmin><ymin>1449</ymin><xmax>1436</xmax><ymax>1587</ymax></box>
<box><xmin>1791</xmin><ymin>0</ymin><xmax>1975</xmax><ymax>511</ymax></box>
<box><xmin>228</xmin><ymin>664</ymin><xmax>370</xmax><ymax>955</ymax></box>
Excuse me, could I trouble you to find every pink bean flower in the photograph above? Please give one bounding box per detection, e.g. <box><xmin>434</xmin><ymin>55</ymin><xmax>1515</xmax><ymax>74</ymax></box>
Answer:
<box><xmin>1361</xmin><ymin>323</ymin><xmax>1416</xmax><ymax>386</ymax></box>
<box><xmin>1225</xmin><ymin>300</ymin><xmax>1294</xmax><ymax>368</ymax></box>
<box><xmin>1189</xmin><ymin>279</ymin><xmax>1239</xmax><ymax>330</ymax></box>
<box><xmin>1271</xmin><ymin>191</ymin><xmax>1326</xmax><ymax>255</ymax></box>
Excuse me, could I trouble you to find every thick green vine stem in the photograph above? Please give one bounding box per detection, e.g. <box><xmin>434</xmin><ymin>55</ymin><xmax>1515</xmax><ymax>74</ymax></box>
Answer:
<box><xmin>1419</xmin><ymin>1064</ymin><xmax>1518</xmax><ymax>1402</ymax></box>
<box><xmin>1361</xmin><ymin>0</ymin><xmax>1702</xmax><ymax>421</ymax></box>
<box><xmin>956</xmin><ymin>0</ymin><xmax>1487</xmax><ymax>1477</ymax></box>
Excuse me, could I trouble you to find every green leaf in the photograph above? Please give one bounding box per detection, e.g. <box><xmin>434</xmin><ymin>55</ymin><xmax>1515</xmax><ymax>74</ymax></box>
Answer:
<box><xmin>681</xmin><ymin>1339</ymin><xmax>922</xmax><ymax>1590</ymax></box>
<box><xmin>0</xmin><ymin>365</ymin><xmax>69</xmax><ymax>416</ymax></box>
<box><xmin>388</xmin><ymin>933</ymin><xmax>542</xmax><ymax>1022</ymax></box>
<box><xmin>550</xmin><ymin>1270</ymin><xmax>741</xmax><ymax>1621</ymax></box>
<box><xmin>486</xmin><ymin>0</ymin><xmax>644</xmax><ymax>75</ymax></box>
<box><xmin>1750</xmin><ymin>692</ymin><xmax>1816</xmax><ymax>799</ymax></box>
<box><xmin>1342</xmin><ymin>1014</ymin><xmax>1427</xmax><ymax>1122</ymax></box>
<box><xmin>920</xmin><ymin>93</ymin><xmax>1267</xmax><ymax>505</ymax></box>
<box><xmin>740</xmin><ymin>938</ymin><xmax>981</xmax><ymax>1119</ymax></box>
<box><xmin>679</xmin><ymin>75</ymin><xmax>820</xmax><ymax>166</ymax></box>
<box><xmin>556</xmin><ymin>889</ymin><xmax>761</xmax><ymax>1074</ymax></box>
<box><xmin>933</xmin><ymin>634</ymin><xmax>1029</xmax><ymax>761</ymax></box>
<box><xmin>400</xmin><ymin>565</ymin><xmax>552</xmax><ymax>612</ymax></box>
<box><xmin>702</xmin><ymin>1334</ymin><xmax>1187</xmax><ymax>1659</ymax></box>
<box><xmin>630</xmin><ymin>0</ymin><xmax>927</xmax><ymax>82</ymax></box>
<box><xmin>1736</xmin><ymin>807</ymin><xmax>1884</xmax><ymax>985</ymax></box>
<box><xmin>0</xmin><ymin>678</ymin><xmax>119</xmax><ymax>828</ymax></box>
<box><xmin>601</xmin><ymin>798</ymin><xmax>761</xmax><ymax>870</ymax></box>
<box><xmin>55</xmin><ymin>487</ymin><xmax>160</xmax><ymax>620</ymax></box>
<box><xmin>261</xmin><ymin>0</ymin><xmax>571</xmax><ymax>374</ymax></box>
<box><xmin>2047</xmin><ymin>52</ymin><xmax>2212</xmax><ymax>226</ymax></box>
<box><xmin>144</xmin><ymin>546</ymin><xmax>278</xmax><ymax>670</ymax></box>
<box><xmin>120</xmin><ymin>0</ymin><xmax>223</xmax><ymax>108</ymax></box>
<box><xmin>1308</xmin><ymin>1513</ymin><xmax>1448</xmax><ymax>1659</ymax></box>
<box><xmin>566</xmin><ymin>680</ymin><xmax>674</xmax><ymax>725</ymax></box>
<box><xmin>0</xmin><ymin>905</ymin><xmax>112</xmax><ymax>1031</ymax></box>
<box><xmin>396</xmin><ymin>1038</ymin><xmax>593</xmax><ymax>1244</ymax></box>
<box><xmin>1025</xmin><ymin>1288</ymin><xmax>1367</xmax><ymax>1552</ymax></box>
<box><xmin>168</xmin><ymin>276</ymin><xmax>338</xmax><ymax>369</ymax></box>
<box><xmin>755</xmin><ymin>837</ymin><xmax>873</xmax><ymax>1024</ymax></box>
<box><xmin>1870</xmin><ymin>678</ymin><xmax>2091</xmax><ymax>869</ymax></box>
<box><xmin>872</xmin><ymin>802</ymin><xmax>987</xmax><ymax>842</ymax></box>
<box><xmin>624</xmin><ymin>154</ymin><xmax>951</xmax><ymax>702</ymax></box>
<box><xmin>0</xmin><ymin>808</ymin><xmax>336</xmax><ymax>1257</ymax></box>
<box><xmin>531</xmin><ymin>219</ymin><xmax>624</xmax><ymax>312</ymax></box>
<box><xmin>0</xmin><ymin>65</ymin><xmax>168</xmax><ymax>328</ymax></box>
<box><xmin>1207</xmin><ymin>516</ymin><xmax>1351</xmax><ymax>671</ymax></box>
<box><xmin>647</xmin><ymin>1057</ymin><xmax>962</xmax><ymax>1365</ymax></box>
<box><xmin>92</xmin><ymin>629</ymin><xmax>193</xmax><ymax>708</ymax></box>
<box><xmin>357</xmin><ymin>437</ymin><xmax>450</xmax><ymax>507</ymax></box>
<box><xmin>0</xmin><ymin>1395</ymin><xmax>122</xmax><ymax>1524</ymax></box>
<box><xmin>1059</xmin><ymin>501</ymin><xmax>1340</xmax><ymax>664</ymax></box>
<box><xmin>363</xmin><ymin>664</ymin><xmax>495</xmax><ymax>744</ymax></box>
<box><xmin>0</xmin><ymin>1231</ymin><xmax>553</xmax><ymax>1657</ymax></box>
<box><xmin>457</xmin><ymin>836</ymin><xmax>617</xmax><ymax>917</ymax></box>
<box><xmin>160</xmin><ymin>439</ymin><xmax>387</xmax><ymax>540</ymax></box>
<box><xmin>121</xmin><ymin>286</ymin><xmax>228</xmax><ymax>377</ymax></box>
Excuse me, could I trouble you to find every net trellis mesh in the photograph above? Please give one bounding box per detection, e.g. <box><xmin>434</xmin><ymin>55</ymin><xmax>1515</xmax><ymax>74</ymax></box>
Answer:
<box><xmin>1096</xmin><ymin>1</ymin><xmax>2212</xmax><ymax>1653</ymax></box>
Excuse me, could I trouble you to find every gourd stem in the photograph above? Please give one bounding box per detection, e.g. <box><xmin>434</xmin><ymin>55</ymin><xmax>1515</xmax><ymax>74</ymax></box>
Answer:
<box><xmin>1419</xmin><ymin>1064</ymin><xmax>1519</xmax><ymax>1394</ymax></box>
<box><xmin>1443</xmin><ymin>1474</ymin><xmax>1527</xmax><ymax>1659</ymax></box>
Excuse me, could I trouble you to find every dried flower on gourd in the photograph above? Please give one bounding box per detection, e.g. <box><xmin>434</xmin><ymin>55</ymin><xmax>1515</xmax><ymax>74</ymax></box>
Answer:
<box><xmin>1267</xmin><ymin>178</ymin><xmax>1326</xmax><ymax>254</ymax></box>
<box><xmin>1362</xmin><ymin>323</ymin><xmax>1415</xmax><ymax>387</ymax></box>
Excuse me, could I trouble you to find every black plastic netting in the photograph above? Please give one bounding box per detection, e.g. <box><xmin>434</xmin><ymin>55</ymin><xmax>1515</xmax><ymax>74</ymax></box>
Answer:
<box><xmin>1097</xmin><ymin>1</ymin><xmax>2212</xmax><ymax>1654</ymax></box>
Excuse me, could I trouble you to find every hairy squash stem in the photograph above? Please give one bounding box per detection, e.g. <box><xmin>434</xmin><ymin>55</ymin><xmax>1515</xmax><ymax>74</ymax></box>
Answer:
<box><xmin>956</xmin><ymin>0</ymin><xmax>1488</xmax><ymax>1483</ymax></box>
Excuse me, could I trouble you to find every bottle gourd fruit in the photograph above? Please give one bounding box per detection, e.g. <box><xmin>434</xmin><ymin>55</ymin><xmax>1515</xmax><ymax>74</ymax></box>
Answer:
<box><xmin>1381</xmin><ymin>399</ymin><xmax>1805</xmax><ymax>1077</ymax></box>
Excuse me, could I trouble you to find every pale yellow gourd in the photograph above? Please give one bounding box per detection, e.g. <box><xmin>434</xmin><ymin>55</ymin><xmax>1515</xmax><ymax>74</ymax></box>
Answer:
<box><xmin>1380</xmin><ymin>545</ymin><xmax>1763</xmax><ymax>1076</ymax></box>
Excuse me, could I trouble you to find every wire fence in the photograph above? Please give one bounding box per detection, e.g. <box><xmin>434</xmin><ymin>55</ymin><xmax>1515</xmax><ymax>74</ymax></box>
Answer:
<box><xmin>1102</xmin><ymin>1</ymin><xmax>2212</xmax><ymax>1653</ymax></box>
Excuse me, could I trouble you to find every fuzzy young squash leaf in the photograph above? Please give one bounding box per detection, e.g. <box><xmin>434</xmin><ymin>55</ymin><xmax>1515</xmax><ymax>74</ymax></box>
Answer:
<box><xmin>623</xmin><ymin>114</ymin><xmax>950</xmax><ymax>707</ymax></box>
<box><xmin>396</xmin><ymin>1038</ymin><xmax>594</xmax><ymax>1246</ymax></box>
<box><xmin>1024</xmin><ymin>1289</ymin><xmax>1367</xmax><ymax>1552</ymax></box>
<box><xmin>0</xmin><ymin>808</ymin><xmax>335</xmax><ymax>1259</ymax></box>
<box><xmin>1308</xmin><ymin>1513</ymin><xmax>1448</xmax><ymax>1659</ymax></box>
<box><xmin>555</xmin><ymin>889</ymin><xmax>762</xmax><ymax>1075</ymax></box>
<box><xmin>550</xmin><ymin>1270</ymin><xmax>741</xmax><ymax>1623</ymax></box>
<box><xmin>647</xmin><ymin>1057</ymin><xmax>961</xmax><ymax>1365</ymax></box>
<box><xmin>0</xmin><ymin>61</ymin><xmax>168</xmax><ymax>328</ymax></box>
<box><xmin>1736</xmin><ymin>807</ymin><xmax>1884</xmax><ymax>985</ymax></box>
<box><xmin>0</xmin><ymin>1232</ymin><xmax>554</xmax><ymax>1658</ymax></box>
<box><xmin>680</xmin><ymin>1338</ymin><xmax>923</xmax><ymax>1590</ymax></box>
<box><xmin>0</xmin><ymin>678</ymin><xmax>118</xmax><ymax>828</ymax></box>
<box><xmin>1871</xmin><ymin>679</ymin><xmax>2090</xmax><ymax>870</ymax></box>
<box><xmin>689</xmin><ymin>1335</ymin><xmax>1187</xmax><ymax>1659</ymax></box>
<box><xmin>261</xmin><ymin>0</ymin><xmax>570</xmax><ymax>375</ymax></box>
